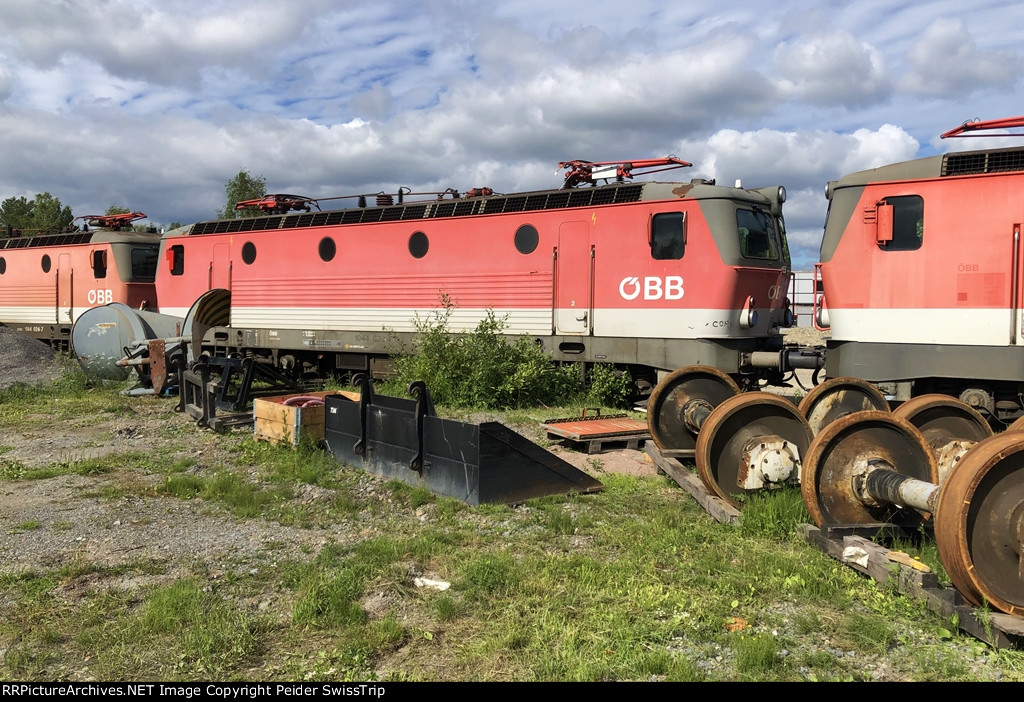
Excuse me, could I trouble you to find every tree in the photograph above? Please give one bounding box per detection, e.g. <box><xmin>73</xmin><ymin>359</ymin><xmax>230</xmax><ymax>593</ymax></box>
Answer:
<box><xmin>31</xmin><ymin>192</ymin><xmax>74</xmax><ymax>233</ymax></box>
<box><xmin>106</xmin><ymin>204</ymin><xmax>131</xmax><ymax>215</ymax></box>
<box><xmin>0</xmin><ymin>196</ymin><xmax>33</xmax><ymax>230</ymax></box>
<box><xmin>0</xmin><ymin>192</ymin><xmax>73</xmax><ymax>234</ymax></box>
<box><xmin>218</xmin><ymin>169</ymin><xmax>267</xmax><ymax>219</ymax></box>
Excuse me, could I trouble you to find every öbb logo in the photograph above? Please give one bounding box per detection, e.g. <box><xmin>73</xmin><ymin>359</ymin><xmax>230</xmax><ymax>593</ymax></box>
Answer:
<box><xmin>87</xmin><ymin>289</ymin><xmax>113</xmax><ymax>305</ymax></box>
<box><xmin>618</xmin><ymin>276</ymin><xmax>684</xmax><ymax>301</ymax></box>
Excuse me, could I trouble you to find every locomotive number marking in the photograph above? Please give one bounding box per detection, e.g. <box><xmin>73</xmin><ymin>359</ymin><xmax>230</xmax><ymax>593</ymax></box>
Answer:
<box><xmin>957</xmin><ymin>263</ymin><xmax>979</xmax><ymax>271</ymax></box>
<box><xmin>87</xmin><ymin>289</ymin><xmax>113</xmax><ymax>305</ymax></box>
<box><xmin>618</xmin><ymin>276</ymin><xmax>684</xmax><ymax>301</ymax></box>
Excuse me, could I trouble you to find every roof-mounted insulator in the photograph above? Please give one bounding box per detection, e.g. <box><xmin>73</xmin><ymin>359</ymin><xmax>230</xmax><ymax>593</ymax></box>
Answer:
<box><xmin>464</xmin><ymin>187</ymin><xmax>494</xmax><ymax>198</ymax></box>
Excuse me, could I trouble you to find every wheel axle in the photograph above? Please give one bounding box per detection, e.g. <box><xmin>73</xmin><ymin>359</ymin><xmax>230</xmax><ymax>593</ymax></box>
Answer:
<box><xmin>804</xmin><ymin>410</ymin><xmax>1024</xmax><ymax>615</ymax></box>
<box><xmin>648</xmin><ymin>367</ymin><xmax>814</xmax><ymax>507</ymax></box>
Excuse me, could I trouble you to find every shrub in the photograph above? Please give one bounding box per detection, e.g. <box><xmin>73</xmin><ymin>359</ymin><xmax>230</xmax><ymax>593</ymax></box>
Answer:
<box><xmin>389</xmin><ymin>303</ymin><xmax>631</xmax><ymax>410</ymax></box>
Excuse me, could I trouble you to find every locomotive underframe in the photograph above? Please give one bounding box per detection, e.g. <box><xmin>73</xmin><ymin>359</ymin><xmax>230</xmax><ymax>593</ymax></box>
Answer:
<box><xmin>828</xmin><ymin>340</ymin><xmax>1024</xmax><ymax>419</ymax></box>
<box><xmin>196</xmin><ymin>324</ymin><xmax>782</xmax><ymax>388</ymax></box>
<box><xmin>5</xmin><ymin>322</ymin><xmax>74</xmax><ymax>349</ymax></box>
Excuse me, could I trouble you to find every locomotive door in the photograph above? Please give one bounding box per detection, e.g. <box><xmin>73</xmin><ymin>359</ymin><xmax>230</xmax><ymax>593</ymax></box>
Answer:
<box><xmin>210</xmin><ymin>244</ymin><xmax>231</xmax><ymax>290</ymax></box>
<box><xmin>57</xmin><ymin>253</ymin><xmax>72</xmax><ymax>323</ymax></box>
<box><xmin>555</xmin><ymin>221</ymin><xmax>592</xmax><ymax>334</ymax></box>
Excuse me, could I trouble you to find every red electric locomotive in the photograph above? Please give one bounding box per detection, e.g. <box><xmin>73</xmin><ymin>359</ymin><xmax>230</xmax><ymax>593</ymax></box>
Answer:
<box><xmin>0</xmin><ymin>212</ymin><xmax>160</xmax><ymax>347</ymax></box>
<box><xmin>72</xmin><ymin>158</ymin><xmax>814</xmax><ymax>390</ymax></box>
<box><xmin>816</xmin><ymin>115</ymin><xmax>1024</xmax><ymax>419</ymax></box>
<box><xmin>140</xmin><ymin>158</ymin><xmax>800</xmax><ymax>388</ymax></box>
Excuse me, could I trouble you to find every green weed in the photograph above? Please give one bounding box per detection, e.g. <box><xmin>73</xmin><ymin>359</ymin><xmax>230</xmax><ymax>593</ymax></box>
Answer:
<box><xmin>734</xmin><ymin>634</ymin><xmax>785</xmax><ymax>679</ymax></box>
<box><xmin>739</xmin><ymin>487</ymin><xmax>809</xmax><ymax>539</ymax></box>
<box><xmin>842</xmin><ymin>611</ymin><xmax>896</xmax><ymax>655</ymax></box>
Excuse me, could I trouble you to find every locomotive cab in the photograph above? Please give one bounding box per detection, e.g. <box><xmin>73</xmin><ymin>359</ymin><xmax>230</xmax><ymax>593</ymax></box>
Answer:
<box><xmin>819</xmin><ymin>133</ymin><xmax>1024</xmax><ymax>419</ymax></box>
<box><xmin>0</xmin><ymin>222</ymin><xmax>160</xmax><ymax>347</ymax></box>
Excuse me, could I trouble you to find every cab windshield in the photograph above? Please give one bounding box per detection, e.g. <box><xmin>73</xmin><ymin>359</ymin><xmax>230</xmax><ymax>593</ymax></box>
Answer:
<box><xmin>130</xmin><ymin>246</ymin><xmax>159</xmax><ymax>282</ymax></box>
<box><xmin>737</xmin><ymin>208</ymin><xmax>781</xmax><ymax>261</ymax></box>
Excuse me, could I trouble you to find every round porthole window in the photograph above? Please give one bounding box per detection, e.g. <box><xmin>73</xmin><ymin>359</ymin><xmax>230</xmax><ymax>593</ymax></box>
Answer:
<box><xmin>515</xmin><ymin>224</ymin><xmax>539</xmax><ymax>254</ymax></box>
<box><xmin>42</xmin><ymin>254</ymin><xmax>51</xmax><ymax>273</ymax></box>
<box><xmin>241</xmin><ymin>242</ymin><xmax>257</xmax><ymax>264</ymax></box>
<box><xmin>409</xmin><ymin>231</ymin><xmax>429</xmax><ymax>259</ymax></box>
<box><xmin>318</xmin><ymin>237</ymin><xmax>336</xmax><ymax>262</ymax></box>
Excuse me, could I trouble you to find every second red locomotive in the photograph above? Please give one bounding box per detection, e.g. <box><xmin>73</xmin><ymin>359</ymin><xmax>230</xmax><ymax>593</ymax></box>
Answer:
<box><xmin>1</xmin><ymin>212</ymin><xmax>160</xmax><ymax>348</ymax></box>
<box><xmin>816</xmin><ymin>115</ymin><xmax>1024</xmax><ymax>420</ymax></box>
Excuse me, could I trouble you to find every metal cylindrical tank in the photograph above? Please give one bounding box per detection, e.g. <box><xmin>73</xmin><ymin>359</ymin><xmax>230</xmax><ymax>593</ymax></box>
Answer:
<box><xmin>72</xmin><ymin>303</ymin><xmax>182</xmax><ymax>380</ymax></box>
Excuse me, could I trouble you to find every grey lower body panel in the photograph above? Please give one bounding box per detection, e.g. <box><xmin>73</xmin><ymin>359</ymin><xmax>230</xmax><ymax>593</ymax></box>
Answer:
<box><xmin>828</xmin><ymin>340</ymin><xmax>1024</xmax><ymax>383</ymax></box>
<box><xmin>214</xmin><ymin>326</ymin><xmax>762</xmax><ymax>375</ymax></box>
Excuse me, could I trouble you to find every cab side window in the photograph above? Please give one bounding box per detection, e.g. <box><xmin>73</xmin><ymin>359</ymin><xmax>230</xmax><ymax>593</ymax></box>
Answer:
<box><xmin>651</xmin><ymin>212</ymin><xmax>685</xmax><ymax>260</ymax></box>
<box><xmin>876</xmin><ymin>195</ymin><xmax>923</xmax><ymax>252</ymax></box>
<box><xmin>92</xmin><ymin>250</ymin><xmax>107</xmax><ymax>279</ymax></box>
<box><xmin>169</xmin><ymin>244</ymin><xmax>185</xmax><ymax>276</ymax></box>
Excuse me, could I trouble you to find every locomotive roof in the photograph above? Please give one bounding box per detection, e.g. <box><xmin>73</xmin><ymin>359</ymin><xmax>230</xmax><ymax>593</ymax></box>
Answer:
<box><xmin>834</xmin><ymin>145</ymin><xmax>1024</xmax><ymax>188</ymax></box>
<box><xmin>181</xmin><ymin>179</ymin><xmax>782</xmax><ymax>237</ymax></box>
<box><xmin>0</xmin><ymin>229</ymin><xmax>161</xmax><ymax>251</ymax></box>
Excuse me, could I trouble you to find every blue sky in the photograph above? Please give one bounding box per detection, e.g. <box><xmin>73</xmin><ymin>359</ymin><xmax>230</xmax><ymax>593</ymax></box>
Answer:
<box><xmin>0</xmin><ymin>0</ymin><xmax>1021</xmax><ymax>268</ymax></box>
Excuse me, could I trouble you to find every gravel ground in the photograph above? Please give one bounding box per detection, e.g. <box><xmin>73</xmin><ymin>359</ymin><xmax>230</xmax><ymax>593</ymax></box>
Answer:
<box><xmin>0</xmin><ymin>327</ymin><xmax>63</xmax><ymax>390</ymax></box>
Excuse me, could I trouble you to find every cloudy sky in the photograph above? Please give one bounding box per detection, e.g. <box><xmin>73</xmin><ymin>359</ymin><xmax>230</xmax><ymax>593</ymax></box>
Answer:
<box><xmin>0</xmin><ymin>0</ymin><xmax>1021</xmax><ymax>268</ymax></box>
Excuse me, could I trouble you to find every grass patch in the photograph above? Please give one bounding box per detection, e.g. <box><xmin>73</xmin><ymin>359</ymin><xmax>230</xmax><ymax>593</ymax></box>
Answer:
<box><xmin>841</xmin><ymin>611</ymin><xmax>896</xmax><ymax>655</ymax></box>
<box><xmin>459</xmin><ymin>552</ymin><xmax>521</xmax><ymax>599</ymax></box>
<box><xmin>739</xmin><ymin>487</ymin><xmax>809</xmax><ymax>539</ymax></box>
<box><xmin>9</xmin><ymin>520</ymin><xmax>41</xmax><ymax>534</ymax></box>
<box><xmin>733</xmin><ymin>634</ymin><xmax>786</xmax><ymax>680</ymax></box>
<box><xmin>237</xmin><ymin>439</ymin><xmax>340</xmax><ymax>487</ymax></box>
<box><xmin>125</xmin><ymin>579</ymin><xmax>263</xmax><ymax>677</ymax></box>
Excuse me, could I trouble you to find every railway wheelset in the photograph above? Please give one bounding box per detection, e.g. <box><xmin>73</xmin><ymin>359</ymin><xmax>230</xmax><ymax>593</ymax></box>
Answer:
<box><xmin>647</xmin><ymin>365</ymin><xmax>1024</xmax><ymax>616</ymax></box>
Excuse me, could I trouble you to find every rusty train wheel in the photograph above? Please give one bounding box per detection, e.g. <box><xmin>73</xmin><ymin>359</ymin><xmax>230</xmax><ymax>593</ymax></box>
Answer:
<box><xmin>893</xmin><ymin>394</ymin><xmax>992</xmax><ymax>483</ymax></box>
<box><xmin>935</xmin><ymin>432</ymin><xmax>1024</xmax><ymax>614</ymax></box>
<box><xmin>798</xmin><ymin>377</ymin><xmax>890</xmax><ymax>435</ymax></box>
<box><xmin>695</xmin><ymin>393</ymin><xmax>814</xmax><ymax>508</ymax></box>
<box><xmin>801</xmin><ymin>411</ymin><xmax>938</xmax><ymax>527</ymax></box>
<box><xmin>1006</xmin><ymin>416</ymin><xmax>1024</xmax><ymax>434</ymax></box>
<box><xmin>647</xmin><ymin>365</ymin><xmax>740</xmax><ymax>454</ymax></box>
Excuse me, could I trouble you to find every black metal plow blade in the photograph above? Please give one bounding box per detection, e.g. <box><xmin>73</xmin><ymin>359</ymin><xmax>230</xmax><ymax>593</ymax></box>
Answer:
<box><xmin>323</xmin><ymin>379</ymin><xmax>603</xmax><ymax>505</ymax></box>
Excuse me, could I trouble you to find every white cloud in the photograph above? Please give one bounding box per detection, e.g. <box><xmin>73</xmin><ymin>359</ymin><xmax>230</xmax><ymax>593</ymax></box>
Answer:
<box><xmin>901</xmin><ymin>18</ymin><xmax>1021</xmax><ymax>97</ymax></box>
<box><xmin>0</xmin><ymin>64</ymin><xmax>11</xmax><ymax>101</ymax></box>
<box><xmin>774</xmin><ymin>31</ymin><xmax>890</xmax><ymax>107</ymax></box>
<box><xmin>675</xmin><ymin>125</ymin><xmax>918</xmax><ymax>191</ymax></box>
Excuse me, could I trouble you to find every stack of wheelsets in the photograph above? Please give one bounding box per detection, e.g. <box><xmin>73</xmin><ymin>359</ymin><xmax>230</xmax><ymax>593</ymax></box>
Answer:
<box><xmin>648</xmin><ymin>366</ymin><xmax>1024</xmax><ymax>617</ymax></box>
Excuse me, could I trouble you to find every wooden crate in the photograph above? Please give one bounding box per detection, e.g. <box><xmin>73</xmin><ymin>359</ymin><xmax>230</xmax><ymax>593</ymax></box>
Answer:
<box><xmin>253</xmin><ymin>390</ymin><xmax>360</xmax><ymax>446</ymax></box>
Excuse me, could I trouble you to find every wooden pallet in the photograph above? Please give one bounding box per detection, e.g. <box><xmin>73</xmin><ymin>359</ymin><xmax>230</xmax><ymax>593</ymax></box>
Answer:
<box><xmin>800</xmin><ymin>524</ymin><xmax>1024</xmax><ymax>649</ymax></box>
<box><xmin>548</xmin><ymin>433</ymin><xmax>647</xmax><ymax>454</ymax></box>
<box><xmin>543</xmin><ymin>414</ymin><xmax>649</xmax><ymax>454</ymax></box>
<box><xmin>645</xmin><ymin>443</ymin><xmax>740</xmax><ymax>525</ymax></box>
